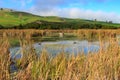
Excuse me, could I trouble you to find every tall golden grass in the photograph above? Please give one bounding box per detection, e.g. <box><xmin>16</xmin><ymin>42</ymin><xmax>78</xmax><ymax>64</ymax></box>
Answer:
<box><xmin>0</xmin><ymin>29</ymin><xmax>120</xmax><ymax>80</ymax></box>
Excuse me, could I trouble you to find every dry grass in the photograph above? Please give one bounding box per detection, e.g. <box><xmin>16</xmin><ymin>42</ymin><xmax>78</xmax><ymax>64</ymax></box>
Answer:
<box><xmin>0</xmin><ymin>29</ymin><xmax>120</xmax><ymax>80</ymax></box>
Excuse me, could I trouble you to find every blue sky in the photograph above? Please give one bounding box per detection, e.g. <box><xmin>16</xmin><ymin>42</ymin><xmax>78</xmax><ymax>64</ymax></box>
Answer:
<box><xmin>0</xmin><ymin>0</ymin><xmax>120</xmax><ymax>23</ymax></box>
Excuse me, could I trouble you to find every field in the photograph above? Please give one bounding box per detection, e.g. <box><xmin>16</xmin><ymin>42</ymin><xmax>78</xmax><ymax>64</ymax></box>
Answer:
<box><xmin>0</xmin><ymin>29</ymin><xmax>120</xmax><ymax>80</ymax></box>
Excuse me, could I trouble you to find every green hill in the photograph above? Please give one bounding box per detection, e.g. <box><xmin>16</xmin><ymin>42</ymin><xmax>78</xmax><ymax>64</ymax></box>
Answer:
<box><xmin>0</xmin><ymin>8</ymin><xmax>120</xmax><ymax>29</ymax></box>
<box><xmin>0</xmin><ymin>9</ymin><xmax>64</xmax><ymax>27</ymax></box>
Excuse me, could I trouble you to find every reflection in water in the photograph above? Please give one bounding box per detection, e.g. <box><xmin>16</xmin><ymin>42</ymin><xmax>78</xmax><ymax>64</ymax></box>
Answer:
<box><xmin>9</xmin><ymin>40</ymin><xmax>108</xmax><ymax>73</ymax></box>
<box><xmin>10</xmin><ymin>40</ymin><xmax>107</xmax><ymax>59</ymax></box>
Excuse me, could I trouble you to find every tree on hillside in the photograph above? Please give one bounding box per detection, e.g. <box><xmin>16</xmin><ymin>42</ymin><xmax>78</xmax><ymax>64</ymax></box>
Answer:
<box><xmin>109</xmin><ymin>21</ymin><xmax>113</xmax><ymax>23</ymax></box>
<box><xmin>0</xmin><ymin>8</ymin><xmax>3</xmax><ymax>10</ymax></box>
<box><xmin>94</xmin><ymin>19</ymin><xmax>97</xmax><ymax>21</ymax></box>
<box><xmin>10</xmin><ymin>9</ymin><xmax>13</xmax><ymax>12</ymax></box>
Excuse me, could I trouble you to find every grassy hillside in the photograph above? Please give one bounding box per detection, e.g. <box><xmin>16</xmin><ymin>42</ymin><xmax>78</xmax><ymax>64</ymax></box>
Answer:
<box><xmin>0</xmin><ymin>8</ymin><xmax>120</xmax><ymax>28</ymax></box>
<box><xmin>0</xmin><ymin>10</ymin><xmax>63</xmax><ymax>27</ymax></box>
<box><xmin>65</xmin><ymin>18</ymin><xmax>120</xmax><ymax>27</ymax></box>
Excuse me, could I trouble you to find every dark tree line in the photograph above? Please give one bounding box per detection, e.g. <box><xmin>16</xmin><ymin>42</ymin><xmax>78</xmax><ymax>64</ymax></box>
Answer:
<box><xmin>0</xmin><ymin>20</ymin><xmax>119</xmax><ymax>29</ymax></box>
<box><xmin>0</xmin><ymin>25</ymin><xmax>4</xmax><ymax>29</ymax></box>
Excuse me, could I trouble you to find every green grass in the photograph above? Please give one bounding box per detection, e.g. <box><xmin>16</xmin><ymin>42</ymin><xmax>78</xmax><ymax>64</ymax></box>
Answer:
<box><xmin>0</xmin><ymin>11</ymin><xmax>63</xmax><ymax>27</ymax></box>
<box><xmin>8</xmin><ymin>38</ymin><xmax>20</xmax><ymax>47</ymax></box>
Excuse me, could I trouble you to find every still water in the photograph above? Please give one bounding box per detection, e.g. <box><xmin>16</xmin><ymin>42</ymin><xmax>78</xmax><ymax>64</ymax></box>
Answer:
<box><xmin>9</xmin><ymin>40</ymin><xmax>109</xmax><ymax>73</ymax></box>
<box><xmin>10</xmin><ymin>40</ymin><xmax>109</xmax><ymax>59</ymax></box>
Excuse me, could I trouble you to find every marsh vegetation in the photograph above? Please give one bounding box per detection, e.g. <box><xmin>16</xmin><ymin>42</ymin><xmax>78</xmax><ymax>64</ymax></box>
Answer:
<box><xmin>0</xmin><ymin>29</ymin><xmax>120</xmax><ymax>80</ymax></box>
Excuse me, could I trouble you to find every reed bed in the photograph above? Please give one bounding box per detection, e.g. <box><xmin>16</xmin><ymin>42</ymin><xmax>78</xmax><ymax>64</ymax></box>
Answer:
<box><xmin>0</xmin><ymin>29</ymin><xmax>120</xmax><ymax>80</ymax></box>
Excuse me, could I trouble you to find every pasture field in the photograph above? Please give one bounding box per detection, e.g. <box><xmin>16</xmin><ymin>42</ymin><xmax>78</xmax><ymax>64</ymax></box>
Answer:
<box><xmin>0</xmin><ymin>29</ymin><xmax>120</xmax><ymax>80</ymax></box>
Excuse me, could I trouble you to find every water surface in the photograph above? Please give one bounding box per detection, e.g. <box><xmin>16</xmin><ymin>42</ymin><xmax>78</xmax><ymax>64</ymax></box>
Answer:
<box><xmin>10</xmin><ymin>40</ymin><xmax>106</xmax><ymax>59</ymax></box>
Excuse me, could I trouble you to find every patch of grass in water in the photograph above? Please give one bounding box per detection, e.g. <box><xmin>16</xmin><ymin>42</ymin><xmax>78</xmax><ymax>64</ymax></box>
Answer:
<box><xmin>9</xmin><ymin>38</ymin><xmax>20</xmax><ymax>47</ymax></box>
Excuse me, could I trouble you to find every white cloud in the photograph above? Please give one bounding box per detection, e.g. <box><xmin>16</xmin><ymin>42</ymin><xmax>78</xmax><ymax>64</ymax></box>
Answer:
<box><xmin>29</xmin><ymin>7</ymin><xmax>120</xmax><ymax>23</ymax></box>
<box><xmin>12</xmin><ymin>0</ymin><xmax>33</xmax><ymax>8</ymax></box>
<box><xmin>27</xmin><ymin>0</ymin><xmax>120</xmax><ymax>23</ymax></box>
